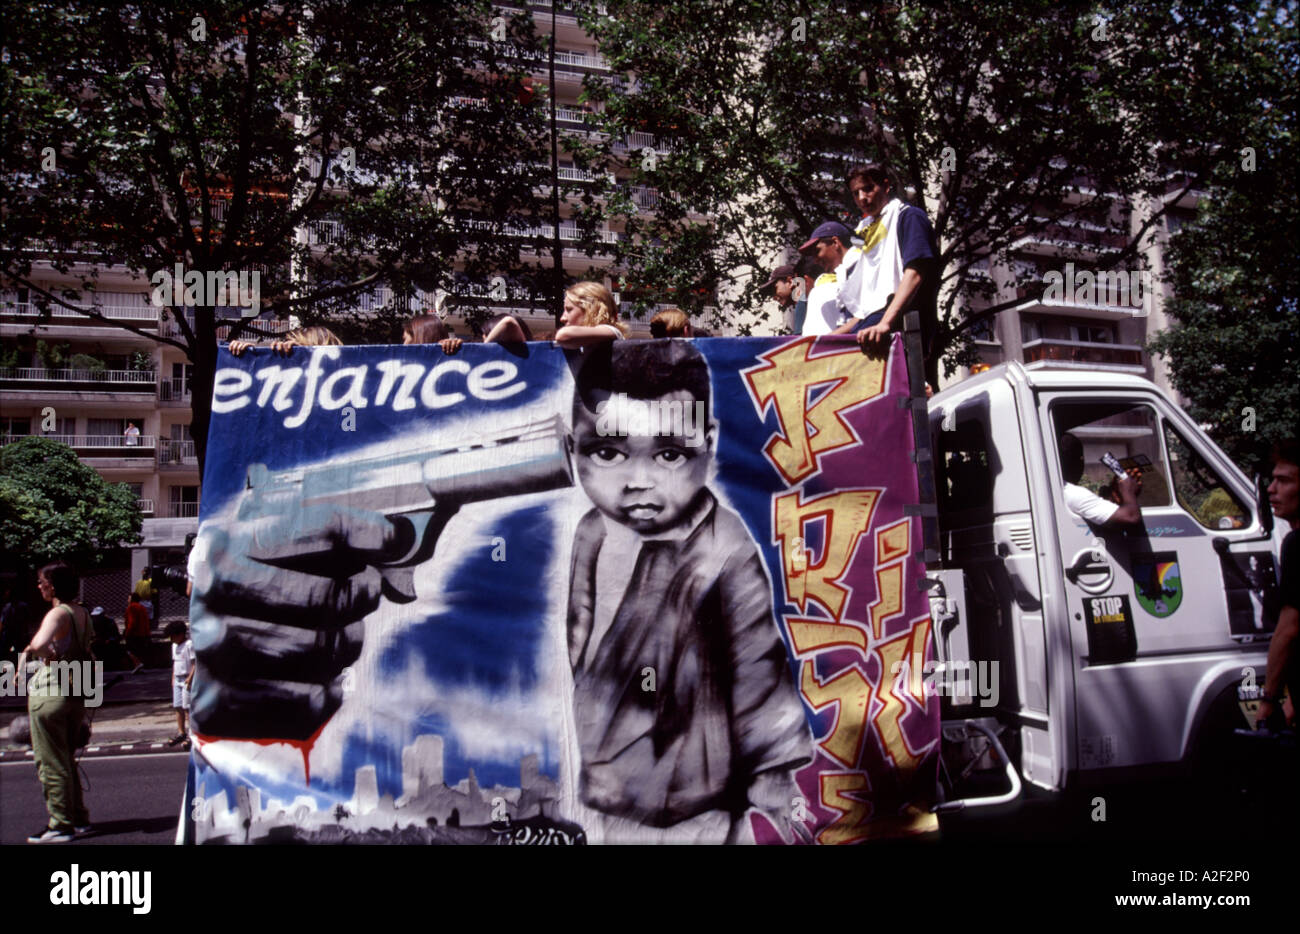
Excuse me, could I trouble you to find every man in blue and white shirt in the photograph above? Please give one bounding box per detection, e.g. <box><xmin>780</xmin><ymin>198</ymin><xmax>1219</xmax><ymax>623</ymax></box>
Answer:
<box><xmin>835</xmin><ymin>164</ymin><xmax>940</xmax><ymax>355</ymax></box>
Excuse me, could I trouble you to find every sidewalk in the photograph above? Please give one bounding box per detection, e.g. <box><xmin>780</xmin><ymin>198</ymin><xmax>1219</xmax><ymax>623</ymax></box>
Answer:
<box><xmin>0</xmin><ymin>666</ymin><xmax>185</xmax><ymax>761</ymax></box>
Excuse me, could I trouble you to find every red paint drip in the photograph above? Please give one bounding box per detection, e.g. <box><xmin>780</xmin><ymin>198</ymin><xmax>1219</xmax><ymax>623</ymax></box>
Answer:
<box><xmin>192</xmin><ymin>719</ymin><xmax>329</xmax><ymax>787</ymax></box>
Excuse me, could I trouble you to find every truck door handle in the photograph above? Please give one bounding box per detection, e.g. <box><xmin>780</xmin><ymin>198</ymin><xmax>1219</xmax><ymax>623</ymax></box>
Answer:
<box><xmin>1065</xmin><ymin>547</ymin><xmax>1113</xmax><ymax>594</ymax></box>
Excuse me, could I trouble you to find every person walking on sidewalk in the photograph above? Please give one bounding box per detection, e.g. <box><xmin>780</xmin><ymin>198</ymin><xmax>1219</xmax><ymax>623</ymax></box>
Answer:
<box><xmin>165</xmin><ymin>621</ymin><xmax>195</xmax><ymax>748</ymax></box>
<box><xmin>132</xmin><ymin>568</ymin><xmax>158</xmax><ymax>628</ymax></box>
<box><xmin>123</xmin><ymin>592</ymin><xmax>149</xmax><ymax>673</ymax></box>
<box><xmin>24</xmin><ymin>561</ymin><xmax>93</xmax><ymax>843</ymax></box>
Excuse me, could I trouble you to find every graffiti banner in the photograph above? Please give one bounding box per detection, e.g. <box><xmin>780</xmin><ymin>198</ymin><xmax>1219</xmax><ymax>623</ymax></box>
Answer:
<box><xmin>185</xmin><ymin>335</ymin><xmax>939</xmax><ymax>844</ymax></box>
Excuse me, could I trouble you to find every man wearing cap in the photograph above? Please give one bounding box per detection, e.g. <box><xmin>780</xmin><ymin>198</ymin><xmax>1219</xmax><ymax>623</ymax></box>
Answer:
<box><xmin>837</xmin><ymin>164</ymin><xmax>940</xmax><ymax>355</ymax></box>
<box><xmin>797</xmin><ymin>221</ymin><xmax>859</xmax><ymax>336</ymax></box>
<box><xmin>758</xmin><ymin>262</ymin><xmax>803</xmax><ymax>333</ymax></box>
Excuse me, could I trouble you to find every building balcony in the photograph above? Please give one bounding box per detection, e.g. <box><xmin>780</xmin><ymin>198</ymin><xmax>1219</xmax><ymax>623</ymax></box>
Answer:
<box><xmin>157</xmin><ymin>381</ymin><xmax>193</xmax><ymax>405</ymax></box>
<box><xmin>0</xmin><ymin>367</ymin><xmax>158</xmax><ymax>394</ymax></box>
<box><xmin>1007</xmin><ymin>286</ymin><xmax>1154</xmax><ymax>320</ymax></box>
<box><xmin>166</xmin><ymin>502</ymin><xmax>201</xmax><ymax>519</ymax></box>
<box><xmin>157</xmin><ymin>440</ymin><xmax>198</xmax><ymax>468</ymax></box>
<box><xmin>157</xmin><ymin>313</ymin><xmax>294</xmax><ymax>341</ymax></box>
<box><xmin>466</xmin><ymin>37</ymin><xmax>609</xmax><ymax>76</ymax></box>
<box><xmin>612</xmin><ymin>132</ymin><xmax>672</xmax><ymax>156</ymax></box>
<box><xmin>1022</xmin><ymin>338</ymin><xmax>1144</xmax><ymax>371</ymax></box>
<box><xmin>1009</xmin><ymin>220</ymin><xmax>1128</xmax><ymax>259</ymax></box>
<box><xmin>2</xmin><ymin>301</ymin><xmax>160</xmax><ymax>327</ymax></box>
<box><xmin>137</xmin><ymin>498</ymin><xmax>155</xmax><ymax>517</ymax></box>
<box><xmin>0</xmin><ymin>433</ymin><xmax>157</xmax><ymax>457</ymax></box>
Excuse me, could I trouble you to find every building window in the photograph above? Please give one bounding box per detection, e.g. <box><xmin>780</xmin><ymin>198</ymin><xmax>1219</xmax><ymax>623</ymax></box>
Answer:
<box><xmin>168</xmin><ymin>485</ymin><xmax>200</xmax><ymax>518</ymax></box>
<box><xmin>1</xmin><ymin>416</ymin><xmax>31</xmax><ymax>439</ymax></box>
<box><xmin>87</xmin><ymin>417</ymin><xmax>125</xmax><ymax>441</ymax></box>
<box><xmin>43</xmin><ymin>416</ymin><xmax>75</xmax><ymax>442</ymax></box>
<box><xmin>1070</xmin><ymin>323</ymin><xmax>1115</xmax><ymax>344</ymax></box>
<box><xmin>171</xmin><ymin>362</ymin><xmax>194</xmax><ymax>397</ymax></box>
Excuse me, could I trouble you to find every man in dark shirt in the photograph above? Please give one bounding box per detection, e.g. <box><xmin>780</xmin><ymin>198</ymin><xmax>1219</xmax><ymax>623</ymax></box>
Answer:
<box><xmin>1258</xmin><ymin>439</ymin><xmax>1299</xmax><ymax>729</ymax></box>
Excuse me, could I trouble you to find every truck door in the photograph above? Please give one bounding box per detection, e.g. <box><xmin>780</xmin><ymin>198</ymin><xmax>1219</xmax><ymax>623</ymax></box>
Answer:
<box><xmin>931</xmin><ymin>378</ymin><xmax>1062</xmax><ymax>790</ymax></box>
<box><xmin>1041</xmin><ymin>395</ymin><xmax>1277</xmax><ymax>773</ymax></box>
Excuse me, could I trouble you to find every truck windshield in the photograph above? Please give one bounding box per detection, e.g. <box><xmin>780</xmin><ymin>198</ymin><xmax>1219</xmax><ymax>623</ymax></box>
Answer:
<box><xmin>1163</xmin><ymin>422</ymin><xmax>1250</xmax><ymax>529</ymax></box>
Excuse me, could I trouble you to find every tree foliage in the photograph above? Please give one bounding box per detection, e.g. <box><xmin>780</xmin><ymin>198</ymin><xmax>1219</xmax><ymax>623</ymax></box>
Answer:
<box><xmin>576</xmin><ymin>0</ymin><xmax>1288</xmax><ymax>384</ymax></box>
<box><xmin>0</xmin><ymin>437</ymin><xmax>143</xmax><ymax>570</ymax></box>
<box><xmin>1148</xmin><ymin>2</ymin><xmax>1300</xmax><ymax>472</ymax></box>
<box><xmin>1</xmin><ymin>0</ymin><xmax>554</xmax><ymax>472</ymax></box>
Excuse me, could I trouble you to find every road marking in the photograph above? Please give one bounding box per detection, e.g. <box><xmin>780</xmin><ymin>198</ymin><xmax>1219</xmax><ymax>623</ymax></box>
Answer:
<box><xmin>86</xmin><ymin>746</ymin><xmax>100</xmax><ymax>752</ymax></box>
<box><xmin>1</xmin><ymin>750</ymin><xmax>190</xmax><ymax>766</ymax></box>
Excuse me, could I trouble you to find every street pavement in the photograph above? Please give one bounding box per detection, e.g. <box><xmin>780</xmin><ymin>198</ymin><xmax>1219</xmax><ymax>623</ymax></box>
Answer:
<box><xmin>1</xmin><ymin>662</ymin><xmax>191</xmax><ymax>845</ymax></box>
<box><xmin>0</xmin><ymin>752</ymin><xmax>189</xmax><ymax>845</ymax></box>
<box><xmin>1</xmin><ymin>666</ymin><xmax>184</xmax><ymax>762</ymax></box>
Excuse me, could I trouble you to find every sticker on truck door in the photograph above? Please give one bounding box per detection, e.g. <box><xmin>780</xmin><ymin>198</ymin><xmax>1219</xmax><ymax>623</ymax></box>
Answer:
<box><xmin>1220</xmin><ymin>551</ymin><xmax>1279</xmax><ymax>641</ymax></box>
<box><xmin>1132</xmin><ymin>551</ymin><xmax>1182</xmax><ymax>618</ymax></box>
<box><xmin>1083</xmin><ymin>594</ymin><xmax>1137</xmax><ymax>663</ymax></box>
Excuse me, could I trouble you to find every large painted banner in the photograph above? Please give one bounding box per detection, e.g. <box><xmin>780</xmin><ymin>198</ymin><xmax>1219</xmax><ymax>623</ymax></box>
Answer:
<box><xmin>185</xmin><ymin>334</ymin><xmax>939</xmax><ymax>844</ymax></box>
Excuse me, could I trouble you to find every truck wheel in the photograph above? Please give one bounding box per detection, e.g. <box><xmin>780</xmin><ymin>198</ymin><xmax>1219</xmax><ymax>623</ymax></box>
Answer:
<box><xmin>1188</xmin><ymin>688</ymin><xmax>1259</xmax><ymax>816</ymax></box>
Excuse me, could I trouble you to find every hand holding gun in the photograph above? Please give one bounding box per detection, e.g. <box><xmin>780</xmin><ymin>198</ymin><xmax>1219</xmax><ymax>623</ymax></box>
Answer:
<box><xmin>190</xmin><ymin>418</ymin><xmax>573</xmax><ymax>740</ymax></box>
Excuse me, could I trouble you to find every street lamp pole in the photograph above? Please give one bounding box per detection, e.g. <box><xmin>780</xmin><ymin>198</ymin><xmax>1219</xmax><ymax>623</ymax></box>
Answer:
<box><xmin>548</xmin><ymin>4</ymin><xmax>563</xmax><ymax>326</ymax></box>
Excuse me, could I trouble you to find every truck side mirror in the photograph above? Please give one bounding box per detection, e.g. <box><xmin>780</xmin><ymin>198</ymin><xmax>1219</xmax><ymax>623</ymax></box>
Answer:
<box><xmin>1256</xmin><ymin>473</ymin><xmax>1274</xmax><ymax>535</ymax></box>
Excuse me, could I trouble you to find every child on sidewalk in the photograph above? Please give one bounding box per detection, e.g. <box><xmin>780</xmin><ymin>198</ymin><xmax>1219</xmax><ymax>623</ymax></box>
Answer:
<box><xmin>164</xmin><ymin>621</ymin><xmax>195</xmax><ymax>749</ymax></box>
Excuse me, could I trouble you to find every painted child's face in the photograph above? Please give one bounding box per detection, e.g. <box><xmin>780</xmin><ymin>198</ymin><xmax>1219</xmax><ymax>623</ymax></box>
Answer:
<box><xmin>571</xmin><ymin>389</ymin><xmax>713</xmax><ymax>534</ymax></box>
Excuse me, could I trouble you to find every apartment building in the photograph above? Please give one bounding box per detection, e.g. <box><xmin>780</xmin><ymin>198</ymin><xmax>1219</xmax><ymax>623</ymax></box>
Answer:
<box><xmin>943</xmin><ymin>171</ymin><xmax>1197</xmax><ymax>396</ymax></box>
<box><xmin>3</xmin><ymin>3</ymin><xmax>1196</xmax><ymax>599</ymax></box>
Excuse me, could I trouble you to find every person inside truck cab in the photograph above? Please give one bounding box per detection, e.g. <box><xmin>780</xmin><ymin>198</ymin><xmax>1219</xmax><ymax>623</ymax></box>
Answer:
<box><xmin>1058</xmin><ymin>432</ymin><xmax>1143</xmax><ymax>529</ymax></box>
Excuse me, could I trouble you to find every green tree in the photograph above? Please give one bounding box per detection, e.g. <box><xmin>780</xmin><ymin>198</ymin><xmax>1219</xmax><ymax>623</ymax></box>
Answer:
<box><xmin>0</xmin><ymin>437</ymin><xmax>143</xmax><ymax>571</ymax></box>
<box><xmin>2</xmin><ymin>1</ymin><xmax>552</xmax><ymax>473</ymax></box>
<box><xmin>1147</xmin><ymin>3</ymin><xmax>1299</xmax><ymax>472</ymax></box>
<box><xmin>575</xmin><ymin>1</ymin><xmax>1289</xmax><ymax>386</ymax></box>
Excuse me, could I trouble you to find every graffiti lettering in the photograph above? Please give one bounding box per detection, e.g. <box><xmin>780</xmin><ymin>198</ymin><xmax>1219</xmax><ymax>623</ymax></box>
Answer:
<box><xmin>800</xmin><ymin>660</ymin><xmax>873</xmax><ymax>768</ymax></box>
<box><xmin>775</xmin><ymin>489</ymin><xmax>880</xmax><ymax>619</ymax></box>
<box><xmin>743</xmin><ymin>337</ymin><xmax>888</xmax><ymax>484</ymax></box>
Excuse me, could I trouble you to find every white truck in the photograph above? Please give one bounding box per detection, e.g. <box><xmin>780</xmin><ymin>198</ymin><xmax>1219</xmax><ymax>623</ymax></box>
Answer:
<box><xmin>916</xmin><ymin>348</ymin><xmax>1285</xmax><ymax>812</ymax></box>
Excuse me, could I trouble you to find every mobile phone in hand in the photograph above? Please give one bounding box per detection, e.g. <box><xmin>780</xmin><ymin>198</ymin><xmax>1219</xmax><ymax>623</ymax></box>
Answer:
<box><xmin>1100</xmin><ymin>451</ymin><xmax>1127</xmax><ymax>479</ymax></box>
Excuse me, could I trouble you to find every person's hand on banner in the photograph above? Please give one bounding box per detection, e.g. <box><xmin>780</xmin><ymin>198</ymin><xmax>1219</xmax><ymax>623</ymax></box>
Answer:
<box><xmin>188</xmin><ymin>501</ymin><xmax>437</xmax><ymax>740</ymax></box>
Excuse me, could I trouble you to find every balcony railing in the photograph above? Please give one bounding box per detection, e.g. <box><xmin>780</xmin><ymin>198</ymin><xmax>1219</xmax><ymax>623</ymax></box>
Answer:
<box><xmin>158</xmin><ymin>312</ymin><xmax>295</xmax><ymax>340</ymax></box>
<box><xmin>158</xmin><ymin>440</ymin><xmax>198</xmax><ymax>466</ymax></box>
<box><xmin>136</xmin><ymin>498</ymin><xmax>155</xmax><ymax>515</ymax></box>
<box><xmin>0</xmin><ymin>367</ymin><xmax>157</xmax><ymax>386</ymax></box>
<box><xmin>0</xmin><ymin>433</ymin><xmax>156</xmax><ymax>451</ymax></box>
<box><xmin>466</xmin><ymin>37</ymin><xmax>608</xmax><ymax>73</ymax></box>
<box><xmin>3</xmin><ymin>301</ymin><xmax>159</xmax><ymax>323</ymax></box>
<box><xmin>158</xmin><ymin>381</ymin><xmax>193</xmax><ymax>403</ymax></box>
<box><xmin>555</xmin><ymin>107</ymin><xmax>593</xmax><ymax>125</ymax></box>
<box><xmin>459</xmin><ymin>218</ymin><xmax>620</xmax><ymax>244</ymax></box>
<box><xmin>612</xmin><ymin>134</ymin><xmax>672</xmax><ymax>155</ymax></box>
<box><xmin>166</xmin><ymin>502</ymin><xmax>201</xmax><ymax>519</ymax></box>
<box><xmin>1023</xmin><ymin>338</ymin><xmax>1144</xmax><ymax>368</ymax></box>
<box><xmin>1012</xmin><ymin>219</ymin><xmax>1128</xmax><ymax>254</ymax></box>
<box><xmin>555</xmin><ymin>165</ymin><xmax>597</xmax><ymax>182</ymax></box>
<box><xmin>627</xmin><ymin>185</ymin><xmax>659</xmax><ymax>210</ymax></box>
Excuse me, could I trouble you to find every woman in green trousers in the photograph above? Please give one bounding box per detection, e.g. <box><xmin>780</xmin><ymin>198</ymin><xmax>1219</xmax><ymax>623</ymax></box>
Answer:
<box><xmin>24</xmin><ymin>561</ymin><xmax>94</xmax><ymax>844</ymax></box>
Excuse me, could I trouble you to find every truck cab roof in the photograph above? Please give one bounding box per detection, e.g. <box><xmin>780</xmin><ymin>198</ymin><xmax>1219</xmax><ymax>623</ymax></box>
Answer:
<box><xmin>930</xmin><ymin>362</ymin><xmax>1165</xmax><ymax>410</ymax></box>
